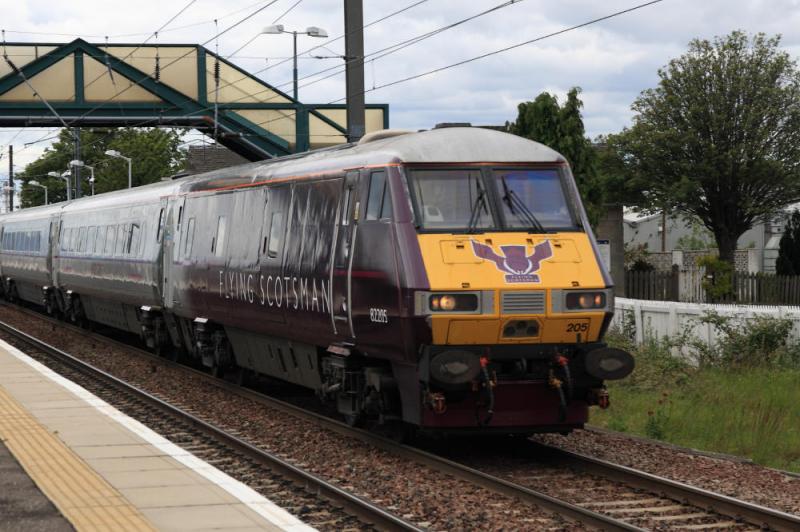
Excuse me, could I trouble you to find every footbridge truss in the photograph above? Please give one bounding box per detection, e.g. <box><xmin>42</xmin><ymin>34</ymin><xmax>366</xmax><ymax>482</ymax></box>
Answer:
<box><xmin>0</xmin><ymin>39</ymin><xmax>389</xmax><ymax>160</ymax></box>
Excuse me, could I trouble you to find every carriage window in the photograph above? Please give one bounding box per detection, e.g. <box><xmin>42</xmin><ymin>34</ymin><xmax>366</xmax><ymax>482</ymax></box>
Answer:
<box><xmin>213</xmin><ymin>216</ymin><xmax>227</xmax><ymax>257</ymax></box>
<box><xmin>105</xmin><ymin>225</ymin><xmax>116</xmax><ymax>255</ymax></box>
<box><xmin>78</xmin><ymin>227</ymin><xmax>87</xmax><ymax>252</ymax></box>
<box><xmin>184</xmin><ymin>218</ymin><xmax>195</xmax><ymax>258</ymax></box>
<box><xmin>267</xmin><ymin>212</ymin><xmax>282</xmax><ymax>258</ymax></box>
<box><xmin>128</xmin><ymin>223</ymin><xmax>140</xmax><ymax>255</ymax></box>
<box><xmin>340</xmin><ymin>188</ymin><xmax>352</xmax><ymax>226</ymax></box>
<box><xmin>366</xmin><ymin>171</ymin><xmax>387</xmax><ymax>221</ymax></box>
<box><xmin>156</xmin><ymin>208</ymin><xmax>165</xmax><ymax>242</ymax></box>
<box><xmin>95</xmin><ymin>226</ymin><xmax>106</xmax><ymax>254</ymax></box>
<box><xmin>115</xmin><ymin>225</ymin><xmax>126</xmax><ymax>256</ymax></box>
<box><xmin>87</xmin><ymin>227</ymin><xmax>97</xmax><ymax>254</ymax></box>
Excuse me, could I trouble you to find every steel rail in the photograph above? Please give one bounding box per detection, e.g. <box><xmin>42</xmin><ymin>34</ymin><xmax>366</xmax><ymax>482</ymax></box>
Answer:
<box><xmin>0</xmin><ymin>306</ymin><xmax>640</xmax><ymax>531</ymax></box>
<box><xmin>533</xmin><ymin>443</ymin><xmax>800</xmax><ymax>532</ymax></box>
<box><xmin>9</xmin><ymin>303</ymin><xmax>800</xmax><ymax>530</ymax></box>
<box><xmin>0</xmin><ymin>319</ymin><xmax>423</xmax><ymax>532</ymax></box>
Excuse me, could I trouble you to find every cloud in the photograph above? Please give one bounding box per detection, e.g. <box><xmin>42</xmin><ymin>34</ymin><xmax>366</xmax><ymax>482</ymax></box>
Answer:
<box><xmin>0</xmin><ymin>0</ymin><xmax>799</xmax><ymax>166</ymax></box>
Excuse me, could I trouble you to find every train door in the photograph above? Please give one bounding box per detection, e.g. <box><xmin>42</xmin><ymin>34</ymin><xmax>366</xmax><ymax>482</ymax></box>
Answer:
<box><xmin>330</xmin><ymin>171</ymin><xmax>361</xmax><ymax>338</ymax></box>
<box><xmin>162</xmin><ymin>195</ymin><xmax>184</xmax><ymax>310</ymax></box>
<box><xmin>154</xmin><ymin>198</ymin><xmax>168</xmax><ymax>303</ymax></box>
<box><xmin>48</xmin><ymin>216</ymin><xmax>61</xmax><ymax>286</ymax></box>
<box><xmin>258</xmin><ymin>185</ymin><xmax>291</xmax><ymax>323</ymax></box>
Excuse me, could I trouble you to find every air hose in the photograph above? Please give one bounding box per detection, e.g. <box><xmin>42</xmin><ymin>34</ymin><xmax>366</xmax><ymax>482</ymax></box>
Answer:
<box><xmin>476</xmin><ymin>356</ymin><xmax>495</xmax><ymax>427</ymax></box>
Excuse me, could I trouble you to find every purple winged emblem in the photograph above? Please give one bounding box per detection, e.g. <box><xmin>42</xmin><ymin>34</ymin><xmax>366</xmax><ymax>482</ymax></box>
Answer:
<box><xmin>471</xmin><ymin>240</ymin><xmax>553</xmax><ymax>283</ymax></box>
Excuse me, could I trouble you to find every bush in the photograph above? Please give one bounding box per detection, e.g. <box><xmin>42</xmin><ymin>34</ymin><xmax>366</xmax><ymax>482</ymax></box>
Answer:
<box><xmin>697</xmin><ymin>255</ymin><xmax>733</xmax><ymax>301</ymax></box>
<box><xmin>692</xmin><ymin>311</ymin><xmax>800</xmax><ymax>368</ymax></box>
<box><xmin>605</xmin><ymin>325</ymin><xmax>693</xmax><ymax>391</ymax></box>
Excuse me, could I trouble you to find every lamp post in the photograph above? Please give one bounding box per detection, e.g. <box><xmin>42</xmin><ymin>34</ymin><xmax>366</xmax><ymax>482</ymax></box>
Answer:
<box><xmin>47</xmin><ymin>171</ymin><xmax>72</xmax><ymax>201</ymax></box>
<box><xmin>105</xmin><ymin>150</ymin><xmax>132</xmax><ymax>188</ymax></box>
<box><xmin>28</xmin><ymin>180</ymin><xmax>48</xmax><ymax>205</ymax></box>
<box><xmin>70</xmin><ymin>160</ymin><xmax>94</xmax><ymax>197</ymax></box>
<box><xmin>262</xmin><ymin>24</ymin><xmax>328</xmax><ymax>100</ymax></box>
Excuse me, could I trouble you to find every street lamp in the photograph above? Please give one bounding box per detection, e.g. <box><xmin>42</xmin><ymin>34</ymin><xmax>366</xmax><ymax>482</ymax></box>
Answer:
<box><xmin>47</xmin><ymin>171</ymin><xmax>72</xmax><ymax>201</ymax></box>
<box><xmin>262</xmin><ymin>24</ymin><xmax>329</xmax><ymax>100</ymax></box>
<box><xmin>105</xmin><ymin>150</ymin><xmax>132</xmax><ymax>188</ymax></box>
<box><xmin>70</xmin><ymin>160</ymin><xmax>94</xmax><ymax>196</ymax></box>
<box><xmin>28</xmin><ymin>180</ymin><xmax>48</xmax><ymax>205</ymax></box>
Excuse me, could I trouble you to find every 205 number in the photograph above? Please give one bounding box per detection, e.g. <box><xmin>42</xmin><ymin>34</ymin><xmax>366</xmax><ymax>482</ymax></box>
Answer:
<box><xmin>566</xmin><ymin>322</ymin><xmax>589</xmax><ymax>333</ymax></box>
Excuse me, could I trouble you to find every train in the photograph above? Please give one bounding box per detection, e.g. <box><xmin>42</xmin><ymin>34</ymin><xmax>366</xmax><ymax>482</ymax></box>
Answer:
<box><xmin>0</xmin><ymin>126</ymin><xmax>633</xmax><ymax>434</ymax></box>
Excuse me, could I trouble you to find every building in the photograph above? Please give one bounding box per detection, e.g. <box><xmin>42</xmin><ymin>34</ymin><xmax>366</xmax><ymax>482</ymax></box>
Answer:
<box><xmin>623</xmin><ymin>207</ymin><xmax>797</xmax><ymax>273</ymax></box>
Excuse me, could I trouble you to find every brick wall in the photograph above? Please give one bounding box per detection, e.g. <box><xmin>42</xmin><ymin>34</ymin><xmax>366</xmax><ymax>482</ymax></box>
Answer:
<box><xmin>647</xmin><ymin>249</ymin><xmax>750</xmax><ymax>272</ymax></box>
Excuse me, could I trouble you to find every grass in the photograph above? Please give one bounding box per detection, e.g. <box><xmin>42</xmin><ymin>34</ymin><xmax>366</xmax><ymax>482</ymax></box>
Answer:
<box><xmin>591</xmin><ymin>327</ymin><xmax>800</xmax><ymax>473</ymax></box>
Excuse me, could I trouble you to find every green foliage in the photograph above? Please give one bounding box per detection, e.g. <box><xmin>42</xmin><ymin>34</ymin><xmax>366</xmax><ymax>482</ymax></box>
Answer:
<box><xmin>623</xmin><ymin>243</ymin><xmax>654</xmax><ymax>271</ymax></box>
<box><xmin>675</xmin><ymin>219</ymin><xmax>714</xmax><ymax>251</ymax></box>
<box><xmin>507</xmin><ymin>87</ymin><xmax>603</xmax><ymax>224</ymax></box>
<box><xmin>597</xmin><ymin>319</ymin><xmax>800</xmax><ymax>471</ymax></box>
<box><xmin>776</xmin><ymin>210</ymin><xmax>800</xmax><ymax>275</ymax></box>
<box><xmin>602</xmin><ymin>31</ymin><xmax>800</xmax><ymax>266</ymax></box>
<box><xmin>692</xmin><ymin>311</ymin><xmax>800</xmax><ymax>368</ymax></box>
<box><xmin>18</xmin><ymin>128</ymin><xmax>187</xmax><ymax>207</ymax></box>
<box><xmin>697</xmin><ymin>255</ymin><xmax>734</xmax><ymax>300</ymax></box>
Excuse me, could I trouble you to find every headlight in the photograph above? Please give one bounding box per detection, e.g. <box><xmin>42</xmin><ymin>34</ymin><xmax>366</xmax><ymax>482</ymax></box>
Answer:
<box><xmin>429</xmin><ymin>293</ymin><xmax>478</xmax><ymax>312</ymax></box>
<box><xmin>566</xmin><ymin>291</ymin><xmax>606</xmax><ymax>310</ymax></box>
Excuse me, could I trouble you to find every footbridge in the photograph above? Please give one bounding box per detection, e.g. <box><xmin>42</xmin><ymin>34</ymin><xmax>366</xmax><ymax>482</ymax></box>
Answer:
<box><xmin>0</xmin><ymin>39</ymin><xmax>389</xmax><ymax>160</ymax></box>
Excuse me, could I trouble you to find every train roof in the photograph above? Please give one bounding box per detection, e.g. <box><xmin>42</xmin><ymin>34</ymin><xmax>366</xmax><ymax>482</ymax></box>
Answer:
<box><xmin>178</xmin><ymin>127</ymin><xmax>567</xmax><ymax>192</ymax></box>
<box><xmin>0</xmin><ymin>128</ymin><xmax>566</xmax><ymax>221</ymax></box>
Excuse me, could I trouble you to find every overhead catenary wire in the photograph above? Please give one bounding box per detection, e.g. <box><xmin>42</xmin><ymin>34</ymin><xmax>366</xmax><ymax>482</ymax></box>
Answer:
<box><xmin>180</xmin><ymin>0</ymin><xmax>529</xmax><ymax>124</ymax></box>
<box><xmin>0</xmin><ymin>0</ymin><xmax>279</xmax><ymax>41</ymax></box>
<box><xmin>27</xmin><ymin>0</ymin><xmax>430</xmax><ymax>154</ymax></box>
<box><xmin>58</xmin><ymin>0</ymin><xmax>283</xmax><ymax>156</ymax></box>
<box><xmin>252</xmin><ymin>0</ymin><xmax>666</xmax><ymax>132</ymax></box>
<box><xmin>226</xmin><ymin>0</ymin><xmax>305</xmax><ymax>58</ymax></box>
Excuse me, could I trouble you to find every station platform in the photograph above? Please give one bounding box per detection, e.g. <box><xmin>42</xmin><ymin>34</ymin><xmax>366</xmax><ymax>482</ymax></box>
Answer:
<box><xmin>0</xmin><ymin>338</ymin><xmax>315</xmax><ymax>532</ymax></box>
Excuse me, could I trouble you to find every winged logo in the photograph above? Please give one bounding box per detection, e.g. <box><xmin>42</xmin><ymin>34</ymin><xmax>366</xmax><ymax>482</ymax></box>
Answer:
<box><xmin>471</xmin><ymin>240</ymin><xmax>553</xmax><ymax>283</ymax></box>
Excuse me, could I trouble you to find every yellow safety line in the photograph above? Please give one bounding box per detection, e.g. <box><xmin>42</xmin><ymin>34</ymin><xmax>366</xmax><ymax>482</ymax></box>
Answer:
<box><xmin>0</xmin><ymin>386</ymin><xmax>156</xmax><ymax>532</ymax></box>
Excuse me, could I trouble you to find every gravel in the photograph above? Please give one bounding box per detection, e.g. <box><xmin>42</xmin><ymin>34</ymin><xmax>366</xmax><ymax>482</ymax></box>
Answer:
<box><xmin>534</xmin><ymin>428</ymin><xmax>800</xmax><ymax>517</ymax></box>
<box><xmin>0</xmin><ymin>305</ymin><xmax>568</xmax><ymax>531</ymax></box>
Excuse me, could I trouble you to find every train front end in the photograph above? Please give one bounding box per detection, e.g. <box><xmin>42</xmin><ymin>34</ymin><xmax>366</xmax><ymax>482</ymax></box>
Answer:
<box><xmin>406</xmin><ymin>163</ymin><xmax>633</xmax><ymax>433</ymax></box>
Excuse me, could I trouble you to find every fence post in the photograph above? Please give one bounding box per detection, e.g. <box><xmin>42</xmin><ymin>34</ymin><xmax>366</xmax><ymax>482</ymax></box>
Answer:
<box><xmin>634</xmin><ymin>301</ymin><xmax>644</xmax><ymax>344</ymax></box>
<box><xmin>670</xmin><ymin>264</ymin><xmax>680</xmax><ymax>301</ymax></box>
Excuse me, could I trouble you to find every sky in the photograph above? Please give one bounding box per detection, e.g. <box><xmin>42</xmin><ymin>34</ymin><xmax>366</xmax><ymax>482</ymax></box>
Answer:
<box><xmin>1</xmin><ymin>0</ymin><xmax>799</xmax><ymax>173</ymax></box>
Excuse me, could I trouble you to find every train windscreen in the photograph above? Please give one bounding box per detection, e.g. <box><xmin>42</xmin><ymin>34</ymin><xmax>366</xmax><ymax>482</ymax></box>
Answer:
<box><xmin>409</xmin><ymin>168</ymin><xmax>579</xmax><ymax>232</ymax></box>
<box><xmin>493</xmin><ymin>168</ymin><xmax>579</xmax><ymax>231</ymax></box>
<box><xmin>409</xmin><ymin>169</ymin><xmax>494</xmax><ymax>230</ymax></box>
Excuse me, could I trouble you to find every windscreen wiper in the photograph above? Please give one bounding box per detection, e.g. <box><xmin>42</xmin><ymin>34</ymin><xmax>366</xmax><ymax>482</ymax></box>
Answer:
<box><xmin>501</xmin><ymin>176</ymin><xmax>546</xmax><ymax>233</ymax></box>
<box><xmin>466</xmin><ymin>178</ymin><xmax>488</xmax><ymax>233</ymax></box>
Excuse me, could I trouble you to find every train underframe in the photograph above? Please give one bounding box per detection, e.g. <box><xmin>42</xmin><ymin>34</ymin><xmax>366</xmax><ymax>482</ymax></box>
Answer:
<box><xmin>2</xmin><ymin>279</ymin><xmax>621</xmax><ymax>433</ymax></box>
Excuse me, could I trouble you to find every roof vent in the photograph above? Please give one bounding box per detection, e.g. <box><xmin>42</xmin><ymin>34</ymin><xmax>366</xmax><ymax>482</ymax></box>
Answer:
<box><xmin>357</xmin><ymin>129</ymin><xmax>414</xmax><ymax>145</ymax></box>
<box><xmin>434</xmin><ymin>122</ymin><xmax>472</xmax><ymax>129</ymax></box>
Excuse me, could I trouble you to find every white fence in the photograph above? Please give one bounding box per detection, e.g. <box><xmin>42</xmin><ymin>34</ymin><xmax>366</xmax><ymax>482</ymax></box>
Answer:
<box><xmin>612</xmin><ymin>297</ymin><xmax>800</xmax><ymax>348</ymax></box>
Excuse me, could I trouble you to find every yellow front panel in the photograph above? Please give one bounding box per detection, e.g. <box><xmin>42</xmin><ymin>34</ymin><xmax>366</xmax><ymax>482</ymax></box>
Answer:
<box><xmin>418</xmin><ymin>232</ymin><xmax>604</xmax><ymax>290</ymax></box>
<box><xmin>420</xmin><ymin>232</ymin><xmax>608</xmax><ymax>345</ymax></box>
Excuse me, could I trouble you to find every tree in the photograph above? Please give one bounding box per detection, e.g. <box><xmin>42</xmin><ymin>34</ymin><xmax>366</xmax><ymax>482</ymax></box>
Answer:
<box><xmin>604</xmin><ymin>31</ymin><xmax>800</xmax><ymax>265</ymax></box>
<box><xmin>776</xmin><ymin>210</ymin><xmax>800</xmax><ymax>275</ymax></box>
<box><xmin>507</xmin><ymin>87</ymin><xmax>603</xmax><ymax>222</ymax></box>
<box><xmin>18</xmin><ymin>128</ymin><xmax>187</xmax><ymax>207</ymax></box>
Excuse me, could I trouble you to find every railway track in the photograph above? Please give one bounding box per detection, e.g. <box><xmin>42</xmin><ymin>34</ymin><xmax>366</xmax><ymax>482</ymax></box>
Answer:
<box><xmin>0</xmin><ymin>318</ymin><xmax>420</xmax><ymax>532</ymax></box>
<box><xmin>3</xmin><ymin>305</ymin><xmax>800</xmax><ymax>531</ymax></box>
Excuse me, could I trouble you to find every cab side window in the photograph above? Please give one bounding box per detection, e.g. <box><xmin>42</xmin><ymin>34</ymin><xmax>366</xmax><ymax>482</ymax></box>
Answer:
<box><xmin>365</xmin><ymin>171</ymin><xmax>392</xmax><ymax>221</ymax></box>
